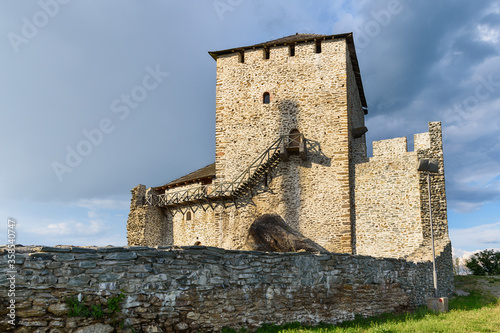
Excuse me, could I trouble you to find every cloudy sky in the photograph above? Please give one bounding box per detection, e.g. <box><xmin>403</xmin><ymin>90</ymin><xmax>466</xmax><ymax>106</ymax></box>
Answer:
<box><xmin>1</xmin><ymin>0</ymin><xmax>499</xmax><ymax>257</ymax></box>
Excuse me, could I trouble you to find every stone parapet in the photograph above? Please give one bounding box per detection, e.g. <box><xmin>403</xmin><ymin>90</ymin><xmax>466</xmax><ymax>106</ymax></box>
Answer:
<box><xmin>372</xmin><ymin>137</ymin><xmax>408</xmax><ymax>157</ymax></box>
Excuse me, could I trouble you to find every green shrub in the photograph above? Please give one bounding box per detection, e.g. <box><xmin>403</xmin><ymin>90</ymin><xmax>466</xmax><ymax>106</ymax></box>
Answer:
<box><xmin>107</xmin><ymin>292</ymin><xmax>126</xmax><ymax>314</ymax></box>
<box><xmin>65</xmin><ymin>295</ymin><xmax>90</xmax><ymax>317</ymax></box>
<box><xmin>465</xmin><ymin>249</ymin><xmax>500</xmax><ymax>276</ymax></box>
<box><xmin>64</xmin><ymin>292</ymin><xmax>125</xmax><ymax>319</ymax></box>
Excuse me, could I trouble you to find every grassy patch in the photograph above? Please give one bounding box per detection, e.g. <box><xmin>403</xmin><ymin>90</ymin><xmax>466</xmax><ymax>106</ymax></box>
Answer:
<box><xmin>221</xmin><ymin>276</ymin><xmax>500</xmax><ymax>333</ymax></box>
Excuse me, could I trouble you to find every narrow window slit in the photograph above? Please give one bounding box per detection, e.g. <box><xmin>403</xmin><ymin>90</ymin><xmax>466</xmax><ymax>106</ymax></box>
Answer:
<box><xmin>315</xmin><ymin>40</ymin><xmax>321</xmax><ymax>53</ymax></box>
<box><xmin>264</xmin><ymin>48</ymin><xmax>270</xmax><ymax>60</ymax></box>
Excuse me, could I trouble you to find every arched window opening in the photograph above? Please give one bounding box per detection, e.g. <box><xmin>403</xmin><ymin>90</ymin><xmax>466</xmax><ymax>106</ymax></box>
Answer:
<box><xmin>263</xmin><ymin>92</ymin><xmax>270</xmax><ymax>104</ymax></box>
<box><xmin>186</xmin><ymin>211</ymin><xmax>192</xmax><ymax>221</ymax></box>
<box><xmin>315</xmin><ymin>40</ymin><xmax>322</xmax><ymax>54</ymax></box>
<box><xmin>264</xmin><ymin>48</ymin><xmax>270</xmax><ymax>60</ymax></box>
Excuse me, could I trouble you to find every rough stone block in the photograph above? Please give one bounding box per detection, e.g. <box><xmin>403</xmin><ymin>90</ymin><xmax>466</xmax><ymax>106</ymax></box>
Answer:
<box><xmin>427</xmin><ymin>297</ymin><xmax>449</xmax><ymax>312</ymax></box>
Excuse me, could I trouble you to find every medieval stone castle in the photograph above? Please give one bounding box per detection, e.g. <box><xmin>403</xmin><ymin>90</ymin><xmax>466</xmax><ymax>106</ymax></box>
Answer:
<box><xmin>0</xmin><ymin>33</ymin><xmax>456</xmax><ymax>332</ymax></box>
<box><xmin>127</xmin><ymin>33</ymin><xmax>452</xmax><ymax>276</ymax></box>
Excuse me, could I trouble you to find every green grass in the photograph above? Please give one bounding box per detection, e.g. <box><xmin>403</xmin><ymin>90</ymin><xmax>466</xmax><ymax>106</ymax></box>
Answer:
<box><xmin>221</xmin><ymin>276</ymin><xmax>500</xmax><ymax>333</ymax></box>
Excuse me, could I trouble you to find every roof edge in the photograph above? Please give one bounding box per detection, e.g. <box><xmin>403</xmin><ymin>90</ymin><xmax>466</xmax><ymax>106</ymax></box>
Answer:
<box><xmin>152</xmin><ymin>163</ymin><xmax>216</xmax><ymax>191</ymax></box>
<box><xmin>208</xmin><ymin>32</ymin><xmax>352</xmax><ymax>59</ymax></box>
<box><xmin>208</xmin><ymin>32</ymin><xmax>367</xmax><ymax>110</ymax></box>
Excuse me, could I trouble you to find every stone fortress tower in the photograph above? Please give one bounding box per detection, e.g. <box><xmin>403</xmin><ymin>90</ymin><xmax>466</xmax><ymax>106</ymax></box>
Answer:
<box><xmin>127</xmin><ymin>33</ymin><xmax>452</xmax><ymax>289</ymax></box>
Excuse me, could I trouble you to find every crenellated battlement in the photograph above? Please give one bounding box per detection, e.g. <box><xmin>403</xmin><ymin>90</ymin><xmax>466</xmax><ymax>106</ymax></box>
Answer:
<box><xmin>372</xmin><ymin>136</ymin><xmax>409</xmax><ymax>157</ymax></box>
<box><xmin>354</xmin><ymin>122</ymin><xmax>450</xmax><ymax>276</ymax></box>
<box><xmin>370</xmin><ymin>126</ymin><xmax>435</xmax><ymax>159</ymax></box>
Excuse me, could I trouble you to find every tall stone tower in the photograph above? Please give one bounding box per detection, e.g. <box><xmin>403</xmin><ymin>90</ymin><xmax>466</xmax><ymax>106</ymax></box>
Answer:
<box><xmin>208</xmin><ymin>33</ymin><xmax>367</xmax><ymax>252</ymax></box>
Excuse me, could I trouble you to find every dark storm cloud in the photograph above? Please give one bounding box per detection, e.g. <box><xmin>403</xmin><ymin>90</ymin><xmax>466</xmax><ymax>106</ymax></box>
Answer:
<box><xmin>0</xmin><ymin>0</ymin><xmax>499</xmax><ymax>246</ymax></box>
<box><xmin>339</xmin><ymin>0</ymin><xmax>500</xmax><ymax>213</ymax></box>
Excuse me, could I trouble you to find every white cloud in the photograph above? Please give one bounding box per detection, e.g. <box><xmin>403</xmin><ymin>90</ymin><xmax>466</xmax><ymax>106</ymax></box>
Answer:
<box><xmin>451</xmin><ymin>202</ymin><xmax>485</xmax><ymax>214</ymax></box>
<box><xmin>452</xmin><ymin>247</ymin><xmax>480</xmax><ymax>259</ymax></box>
<box><xmin>477</xmin><ymin>24</ymin><xmax>500</xmax><ymax>44</ymax></box>
<box><xmin>31</xmin><ymin>219</ymin><xmax>109</xmax><ymax>236</ymax></box>
<box><xmin>450</xmin><ymin>221</ymin><xmax>500</xmax><ymax>251</ymax></box>
<box><xmin>73</xmin><ymin>198</ymin><xmax>129</xmax><ymax>211</ymax></box>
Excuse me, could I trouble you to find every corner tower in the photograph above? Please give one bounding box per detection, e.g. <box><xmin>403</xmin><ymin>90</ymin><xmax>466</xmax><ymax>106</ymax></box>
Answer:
<box><xmin>209</xmin><ymin>33</ymin><xmax>368</xmax><ymax>252</ymax></box>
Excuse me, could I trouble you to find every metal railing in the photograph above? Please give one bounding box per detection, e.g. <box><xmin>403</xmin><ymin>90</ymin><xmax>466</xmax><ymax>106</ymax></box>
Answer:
<box><xmin>146</xmin><ymin>134</ymin><xmax>304</xmax><ymax>208</ymax></box>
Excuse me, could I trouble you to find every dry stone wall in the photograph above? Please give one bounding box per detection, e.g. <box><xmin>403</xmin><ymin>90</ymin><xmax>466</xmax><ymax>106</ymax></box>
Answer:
<box><xmin>0</xmin><ymin>245</ymin><xmax>448</xmax><ymax>332</ymax></box>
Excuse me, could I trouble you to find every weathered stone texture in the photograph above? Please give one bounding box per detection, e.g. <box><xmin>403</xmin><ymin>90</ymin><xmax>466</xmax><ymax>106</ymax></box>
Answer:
<box><xmin>354</xmin><ymin>151</ymin><xmax>422</xmax><ymax>257</ymax></box>
<box><xmin>209</xmin><ymin>38</ymin><xmax>355</xmax><ymax>252</ymax></box>
<box><xmin>354</xmin><ymin>122</ymin><xmax>453</xmax><ymax>293</ymax></box>
<box><xmin>0</xmin><ymin>245</ymin><xmax>446</xmax><ymax>332</ymax></box>
<box><xmin>127</xmin><ymin>185</ymin><xmax>171</xmax><ymax>247</ymax></box>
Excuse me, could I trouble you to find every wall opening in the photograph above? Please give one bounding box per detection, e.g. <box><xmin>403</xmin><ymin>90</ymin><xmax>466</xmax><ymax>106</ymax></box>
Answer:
<box><xmin>289</xmin><ymin>128</ymin><xmax>301</xmax><ymax>148</ymax></box>
<box><xmin>315</xmin><ymin>40</ymin><xmax>322</xmax><ymax>53</ymax></box>
<box><xmin>263</xmin><ymin>48</ymin><xmax>270</xmax><ymax>60</ymax></box>
<box><xmin>289</xmin><ymin>44</ymin><xmax>295</xmax><ymax>57</ymax></box>
<box><xmin>263</xmin><ymin>92</ymin><xmax>270</xmax><ymax>104</ymax></box>
<box><xmin>186</xmin><ymin>211</ymin><xmax>192</xmax><ymax>221</ymax></box>
<box><xmin>238</xmin><ymin>51</ymin><xmax>244</xmax><ymax>63</ymax></box>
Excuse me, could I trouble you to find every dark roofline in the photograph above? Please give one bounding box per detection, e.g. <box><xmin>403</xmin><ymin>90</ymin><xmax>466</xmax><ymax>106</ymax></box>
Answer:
<box><xmin>208</xmin><ymin>32</ymin><xmax>367</xmax><ymax>111</ymax></box>
<box><xmin>152</xmin><ymin>163</ymin><xmax>216</xmax><ymax>191</ymax></box>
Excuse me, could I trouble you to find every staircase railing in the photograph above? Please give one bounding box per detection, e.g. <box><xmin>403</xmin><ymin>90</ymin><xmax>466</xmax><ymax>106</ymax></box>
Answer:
<box><xmin>146</xmin><ymin>134</ymin><xmax>304</xmax><ymax>208</ymax></box>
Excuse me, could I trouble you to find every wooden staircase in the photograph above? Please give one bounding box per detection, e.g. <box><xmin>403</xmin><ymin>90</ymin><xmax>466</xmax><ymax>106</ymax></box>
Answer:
<box><xmin>146</xmin><ymin>134</ymin><xmax>306</xmax><ymax>209</ymax></box>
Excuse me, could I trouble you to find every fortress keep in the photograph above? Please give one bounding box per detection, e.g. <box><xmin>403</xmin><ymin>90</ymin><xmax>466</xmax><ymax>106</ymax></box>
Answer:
<box><xmin>126</xmin><ymin>33</ymin><xmax>452</xmax><ymax>286</ymax></box>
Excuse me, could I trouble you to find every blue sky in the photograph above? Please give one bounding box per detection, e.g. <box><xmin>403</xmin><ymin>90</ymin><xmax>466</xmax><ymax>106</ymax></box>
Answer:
<box><xmin>0</xmin><ymin>0</ymin><xmax>499</xmax><ymax>257</ymax></box>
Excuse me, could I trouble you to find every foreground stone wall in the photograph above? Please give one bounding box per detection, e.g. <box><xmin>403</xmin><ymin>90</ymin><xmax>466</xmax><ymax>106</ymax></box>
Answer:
<box><xmin>0</xmin><ymin>245</ymin><xmax>448</xmax><ymax>332</ymax></box>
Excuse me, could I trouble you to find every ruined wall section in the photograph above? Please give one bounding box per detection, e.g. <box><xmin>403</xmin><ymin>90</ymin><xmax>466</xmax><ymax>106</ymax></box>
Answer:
<box><xmin>354</xmin><ymin>137</ymin><xmax>423</xmax><ymax>258</ymax></box>
<box><xmin>412</xmin><ymin>121</ymin><xmax>453</xmax><ymax>291</ymax></box>
<box><xmin>416</xmin><ymin>122</ymin><xmax>449</xmax><ymax>243</ymax></box>
<box><xmin>0</xmin><ymin>245</ymin><xmax>448</xmax><ymax>332</ymax></box>
<box><xmin>354</xmin><ymin>122</ymin><xmax>453</xmax><ymax>294</ymax></box>
<box><xmin>214</xmin><ymin>39</ymin><xmax>353</xmax><ymax>253</ymax></box>
<box><xmin>126</xmin><ymin>185</ymin><xmax>172</xmax><ymax>247</ymax></box>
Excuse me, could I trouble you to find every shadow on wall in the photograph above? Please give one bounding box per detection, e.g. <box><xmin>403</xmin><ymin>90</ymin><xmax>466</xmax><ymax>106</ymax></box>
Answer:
<box><xmin>277</xmin><ymin>100</ymin><xmax>332</xmax><ymax>230</ymax></box>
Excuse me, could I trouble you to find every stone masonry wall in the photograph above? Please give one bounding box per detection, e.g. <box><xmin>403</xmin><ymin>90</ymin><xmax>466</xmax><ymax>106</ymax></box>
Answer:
<box><xmin>353</xmin><ymin>122</ymin><xmax>453</xmax><ymax>294</ymax></box>
<box><xmin>414</xmin><ymin>122</ymin><xmax>454</xmax><ymax>290</ymax></box>
<box><xmin>213</xmin><ymin>38</ymin><xmax>355</xmax><ymax>253</ymax></box>
<box><xmin>0</xmin><ymin>245</ymin><xmax>446</xmax><ymax>332</ymax></box>
<box><xmin>354</xmin><ymin>137</ymin><xmax>423</xmax><ymax>258</ymax></box>
<box><xmin>127</xmin><ymin>185</ymin><xmax>171</xmax><ymax>247</ymax></box>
